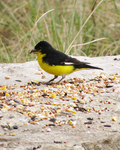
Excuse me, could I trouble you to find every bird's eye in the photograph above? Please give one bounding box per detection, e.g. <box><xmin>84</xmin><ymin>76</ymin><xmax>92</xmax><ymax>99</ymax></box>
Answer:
<box><xmin>39</xmin><ymin>47</ymin><xmax>42</xmax><ymax>50</ymax></box>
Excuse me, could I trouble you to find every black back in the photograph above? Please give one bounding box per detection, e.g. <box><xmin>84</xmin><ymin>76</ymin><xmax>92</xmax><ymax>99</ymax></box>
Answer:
<box><xmin>34</xmin><ymin>41</ymin><xmax>103</xmax><ymax>70</ymax></box>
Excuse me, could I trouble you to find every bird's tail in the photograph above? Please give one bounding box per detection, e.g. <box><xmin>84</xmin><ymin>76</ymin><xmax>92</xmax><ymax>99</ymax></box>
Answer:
<box><xmin>74</xmin><ymin>64</ymin><xmax>103</xmax><ymax>71</ymax></box>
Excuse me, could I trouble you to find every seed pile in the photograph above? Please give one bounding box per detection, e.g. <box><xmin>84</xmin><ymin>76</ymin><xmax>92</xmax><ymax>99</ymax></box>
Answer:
<box><xmin>0</xmin><ymin>72</ymin><xmax>120</xmax><ymax>135</ymax></box>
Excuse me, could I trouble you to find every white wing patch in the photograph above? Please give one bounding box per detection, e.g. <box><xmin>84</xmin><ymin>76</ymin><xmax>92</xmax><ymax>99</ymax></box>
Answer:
<box><xmin>64</xmin><ymin>62</ymin><xmax>75</xmax><ymax>65</ymax></box>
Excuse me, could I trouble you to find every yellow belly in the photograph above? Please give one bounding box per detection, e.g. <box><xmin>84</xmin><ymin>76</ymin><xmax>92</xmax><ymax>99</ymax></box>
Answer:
<box><xmin>37</xmin><ymin>52</ymin><xmax>87</xmax><ymax>76</ymax></box>
<box><xmin>37</xmin><ymin>52</ymin><xmax>74</xmax><ymax>76</ymax></box>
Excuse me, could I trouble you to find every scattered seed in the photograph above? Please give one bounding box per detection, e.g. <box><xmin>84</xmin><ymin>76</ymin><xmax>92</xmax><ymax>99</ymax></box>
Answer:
<box><xmin>112</xmin><ymin>117</ymin><xmax>118</xmax><ymax>121</ymax></box>
<box><xmin>100</xmin><ymin>121</ymin><xmax>105</xmax><ymax>123</ymax></box>
<box><xmin>46</xmin><ymin>128</ymin><xmax>51</xmax><ymax>132</ymax></box>
<box><xmin>5</xmin><ymin>76</ymin><xmax>10</xmax><ymax>79</ymax></box>
<box><xmin>104</xmin><ymin>125</ymin><xmax>111</xmax><ymax>127</ymax></box>
<box><xmin>14</xmin><ymin>99</ymin><xmax>20</xmax><ymax>103</ymax></box>
<box><xmin>9</xmin><ymin>114</ymin><xmax>14</xmax><ymax>119</ymax></box>
<box><xmin>31</xmin><ymin>115</ymin><xmax>36</xmax><ymax>121</ymax></box>
<box><xmin>15</xmin><ymin>80</ymin><xmax>22</xmax><ymax>82</ymax></box>
<box><xmin>49</xmin><ymin>124</ymin><xmax>55</xmax><ymax>126</ymax></box>
<box><xmin>74</xmin><ymin>107</ymin><xmax>87</xmax><ymax>112</ymax></box>
<box><xmin>54</xmin><ymin>141</ymin><xmax>62</xmax><ymax>144</ymax></box>
<box><xmin>87</xmin><ymin>117</ymin><xmax>93</xmax><ymax>121</ymax></box>
<box><xmin>0</xmin><ymin>103</ymin><xmax>3</xmax><ymax>108</ymax></box>
<box><xmin>13</xmin><ymin>125</ymin><xmax>18</xmax><ymax>129</ymax></box>
<box><xmin>50</xmin><ymin>93</ymin><xmax>56</xmax><ymax>98</ymax></box>
<box><xmin>49</xmin><ymin>118</ymin><xmax>56</xmax><ymax>122</ymax></box>
<box><xmin>84</xmin><ymin>121</ymin><xmax>92</xmax><ymax>124</ymax></box>
<box><xmin>0</xmin><ymin>72</ymin><xmax>119</xmax><ymax>135</ymax></box>
<box><xmin>42</xmin><ymin>75</ymin><xmax>46</xmax><ymax>79</ymax></box>
<box><xmin>106</xmin><ymin>85</ymin><xmax>113</xmax><ymax>88</ymax></box>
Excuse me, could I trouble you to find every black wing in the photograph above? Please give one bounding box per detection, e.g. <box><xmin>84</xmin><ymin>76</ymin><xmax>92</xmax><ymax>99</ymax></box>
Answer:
<box><xmin>42</xmin><ymin>48</ymin><xmax>89</xmax><ymax>66</ymax></box>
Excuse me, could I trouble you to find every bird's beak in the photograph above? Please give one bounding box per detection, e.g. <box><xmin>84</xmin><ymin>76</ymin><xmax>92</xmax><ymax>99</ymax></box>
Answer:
<box><xmin>30</xmin><ymin>49</ymin><xmax>37</xmax><ymax>54</ymax></box>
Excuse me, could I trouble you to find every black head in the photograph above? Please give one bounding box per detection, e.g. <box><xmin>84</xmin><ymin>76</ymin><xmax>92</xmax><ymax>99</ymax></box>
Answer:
<box><xmin>35</xmin><ymin>41</ymin><xmax>52</xmax><ymax>49</ymax></box>
<box><xmin>30</xmin><ymin>41</ymin><xmax>54</xmax><ymax>54</ymax></box>
<box><xmin>30</xmin><ymin>41</ymin><xmax>53</xmax><ymax>54</ymax></box>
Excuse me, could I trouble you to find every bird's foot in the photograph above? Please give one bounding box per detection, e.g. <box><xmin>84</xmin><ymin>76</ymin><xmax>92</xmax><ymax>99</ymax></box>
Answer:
<box><xmin>44</xmin><ymin>82</ymin><xmax>55</xmax><ymax>85</ymax></box>
<box><xmin>44</xmin><ymin>82</ymin><xmax>60</xmax><ymax>85</ymax></box>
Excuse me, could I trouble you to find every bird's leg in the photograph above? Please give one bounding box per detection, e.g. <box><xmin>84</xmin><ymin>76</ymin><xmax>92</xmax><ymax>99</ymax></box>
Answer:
<box><xmin>45</xmin><ymin>75</ymin><xmax>58</xmax><ymax>85</ymax></box>
<box><xmin>49</xmin><ymin>75</ymin><xmax>58</xmax><ymax>82</ymax></box>
<box><xmin>57</xmin><ymin>74</ymin><xmax>66</xmax><ymax>84</ymax></box>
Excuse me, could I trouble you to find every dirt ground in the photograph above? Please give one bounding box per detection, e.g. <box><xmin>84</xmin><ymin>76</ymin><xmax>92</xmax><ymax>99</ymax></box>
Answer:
<box><xmin>0</xmin><ymin>55</ymin><xmax>120</xmax><ymax>150</ymax></box>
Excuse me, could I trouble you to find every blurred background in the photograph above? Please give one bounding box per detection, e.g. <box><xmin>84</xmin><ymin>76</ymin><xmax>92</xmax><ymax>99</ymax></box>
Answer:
<box><xmin>0</xmin><ymin>0</ymin><xmax>120</xmax><ymax>63</ymax></box>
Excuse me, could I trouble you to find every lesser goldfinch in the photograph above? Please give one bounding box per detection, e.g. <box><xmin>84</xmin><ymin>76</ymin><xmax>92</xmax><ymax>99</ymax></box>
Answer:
<box><xmin>30</xmin><ymin>41</ymin><xmax>103</xmax><ymax>84</ymax></box>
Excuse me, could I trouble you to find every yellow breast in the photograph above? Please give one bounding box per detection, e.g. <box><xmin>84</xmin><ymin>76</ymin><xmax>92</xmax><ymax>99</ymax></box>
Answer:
<box><xmin>37</xmin><ymin>52</ymin><xmax>74</xmax><ymax>76</ymax></box>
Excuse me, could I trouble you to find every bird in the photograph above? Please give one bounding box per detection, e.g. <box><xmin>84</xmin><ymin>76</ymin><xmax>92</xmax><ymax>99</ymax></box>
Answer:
<box><xmin>30</xmin><ymin>41</ymin><xmax>103</xmax><ymax>84</ymax></box>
